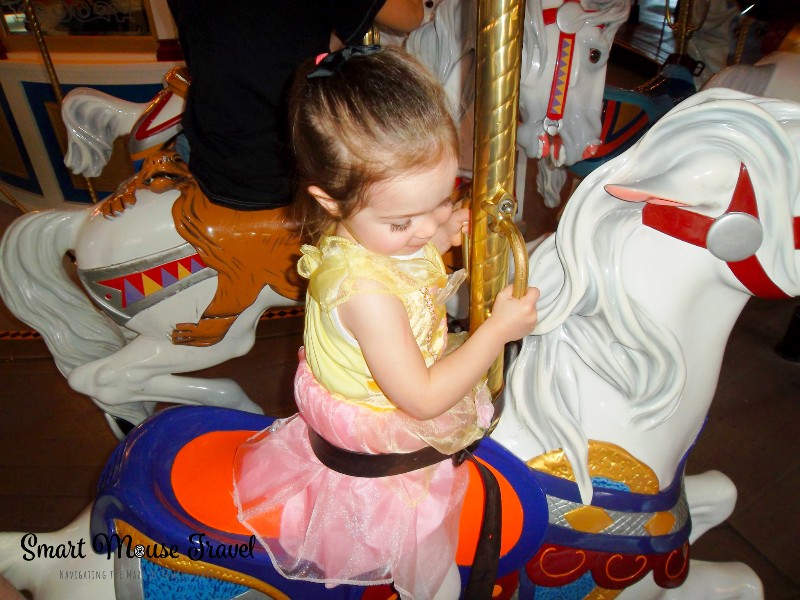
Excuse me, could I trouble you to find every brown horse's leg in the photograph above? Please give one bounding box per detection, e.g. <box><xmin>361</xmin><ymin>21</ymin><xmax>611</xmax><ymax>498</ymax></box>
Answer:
<box><xmin>170</xmin><ymin>187</ymin><xmax>305</xmax><ymax>346</ymax></box>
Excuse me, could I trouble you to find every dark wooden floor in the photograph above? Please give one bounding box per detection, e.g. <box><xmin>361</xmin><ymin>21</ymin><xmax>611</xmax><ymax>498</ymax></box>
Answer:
<box><xmin>1</xmin><ymin>3</ymin><xmax>799</xmax><ymax>598</ymax></box>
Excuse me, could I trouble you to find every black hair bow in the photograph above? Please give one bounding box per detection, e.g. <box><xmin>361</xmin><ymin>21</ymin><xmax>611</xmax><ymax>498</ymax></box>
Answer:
<box><xmin>307</xmin><ymin>45</ymin><xmax>382</xmax><ymax>79</ymax></box>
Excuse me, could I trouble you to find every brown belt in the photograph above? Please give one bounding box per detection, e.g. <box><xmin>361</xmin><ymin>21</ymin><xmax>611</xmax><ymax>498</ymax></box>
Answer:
<box><xmin>307</xmin><ymin>428</ymin><xmax>502</xmax><ymax>600</ymax></box>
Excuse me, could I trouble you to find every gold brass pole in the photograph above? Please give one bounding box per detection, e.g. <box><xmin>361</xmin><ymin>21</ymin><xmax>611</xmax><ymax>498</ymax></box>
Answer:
<box><xmin>23</xmin><ymin>0</ymin><xmax>99</xmax><ymax>203</ymax></box>
<box><xmin>665</xmin><ymin>0</ymin><xmax>707</xmax><ymax>57</ymax></box>
<box><xmin>362</xmin><ymin>25</ymin><xmax>381</xmax><ymax>45</ymax></box>
<box><xmin>470</xmin><ymin>0</ymin><xmax>527</xmax><ymax>399</ymax></box>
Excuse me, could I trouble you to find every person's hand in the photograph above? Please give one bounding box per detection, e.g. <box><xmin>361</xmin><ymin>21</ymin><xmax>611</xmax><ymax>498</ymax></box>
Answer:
<box><xmin>432</xmin><ymin>206</ymin><xmax>469</xmax><ymax>254</ymax></box>
<box><xmin>486</xmin><ymin>284</ymin><xmax>540</xmax><ymax>342</ymax></box>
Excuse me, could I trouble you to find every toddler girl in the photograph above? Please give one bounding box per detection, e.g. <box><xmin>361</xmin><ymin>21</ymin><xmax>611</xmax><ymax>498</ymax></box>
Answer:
<box><xmin>233</xmin><ymin>46</ymin><xmax>539</xmax><ymax>600</ymax></box>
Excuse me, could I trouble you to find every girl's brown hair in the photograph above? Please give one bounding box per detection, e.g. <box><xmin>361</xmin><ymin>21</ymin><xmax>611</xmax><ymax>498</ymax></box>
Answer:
<box><xmin>289</xmin><ymin>46</ymin><xmax>459</xmax><ymax>242</ymax></box>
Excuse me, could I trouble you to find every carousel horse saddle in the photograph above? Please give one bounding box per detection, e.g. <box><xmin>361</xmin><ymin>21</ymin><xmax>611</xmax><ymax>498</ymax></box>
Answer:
<box><xmin>91</xmin><ymin>406</ymin><xmax>547</xmax><ymax>599</ymax></box>
<box><xmin>570</xmin><ymin>64</ymin><xmax>696</xmax><ymax>178</ymax></box>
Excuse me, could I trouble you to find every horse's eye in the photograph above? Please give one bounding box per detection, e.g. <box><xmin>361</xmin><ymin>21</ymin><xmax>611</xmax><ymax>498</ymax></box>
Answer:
<box><xmin>425</xmin><ymin>0</ymin><xmax>434</xmax><ymax>7</ymax></box>
<box><xmin>589</xmin><ymin>48</ymin><xmax>602</xmax><ymax>64</ymax></box>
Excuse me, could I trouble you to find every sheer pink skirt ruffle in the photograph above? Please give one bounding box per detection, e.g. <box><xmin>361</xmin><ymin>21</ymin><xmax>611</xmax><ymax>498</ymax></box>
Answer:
<box><xmin>232</xmin><ymin>352</ymin><xmax>492</xmax><ymax>599</ymax></box>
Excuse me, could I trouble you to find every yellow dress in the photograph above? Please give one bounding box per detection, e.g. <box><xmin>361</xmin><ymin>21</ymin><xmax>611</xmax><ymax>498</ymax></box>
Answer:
<box><xmin>233</xmin><ymin>235</ymin><xmax>492</xmax><ymax>599</ymax></box>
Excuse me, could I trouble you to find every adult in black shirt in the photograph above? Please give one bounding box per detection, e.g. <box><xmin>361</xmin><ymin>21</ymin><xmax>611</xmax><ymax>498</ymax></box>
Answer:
<box><xmin>168</xmin><ymin>0</ymin><xmax>423</xmax><ymax>210</ymax></box>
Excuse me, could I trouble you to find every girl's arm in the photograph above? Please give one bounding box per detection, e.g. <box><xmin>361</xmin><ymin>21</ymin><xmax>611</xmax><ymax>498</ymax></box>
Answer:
<box><xmin>338</xmin><ymin>284</ymin><xmax>539</xmax><ymax>420</ymax></box>
<box><xmin>375</xmin><ymin>0</ymin><xmax>425</xmax><ymax>33</ymax></box>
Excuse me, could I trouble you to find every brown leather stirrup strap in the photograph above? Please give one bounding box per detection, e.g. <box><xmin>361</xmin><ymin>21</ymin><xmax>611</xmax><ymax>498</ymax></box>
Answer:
<box><xmin>452</xmin><ymin>449</ymin><xmax>502</xmax><ymax>600</ymax></box>
<box><xmin>307</xmin><ymin>428</ymin><xmax>502</xmax><ymax>600</ymax></box>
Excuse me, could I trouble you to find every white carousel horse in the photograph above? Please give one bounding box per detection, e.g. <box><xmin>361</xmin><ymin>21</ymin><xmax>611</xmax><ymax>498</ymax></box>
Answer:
<box><xmin>522</xmin><ymin>0</ymin><xmax>630</xmax><ymax>207</ymax></box>
<box><xmin>517</xmin><ymin>0</ymin><xmax>630</xmax><ymax>165</ymax></box>
<box><xmin>0</xmin><ymin>75</ymin><xmax>305</xmax><ymax>435</ymax></box>
<box><xmin>407</xmin><ymin>0</ymin><xmax>631</xmax><ymax>206</ymax></box>
<box><xmin>4</xmin><ymin>88</ymin><xmax>795</xmax><ymax>600</ymax></box>
<box><xmin>0</xmin><ymin>185</ymin><xmax>304</xmax><ymax>435</ymax></box>
<box><xmin>492</xmin><ymin>87</ymin><xmax>800</xmax><ymax>597</ymax></box>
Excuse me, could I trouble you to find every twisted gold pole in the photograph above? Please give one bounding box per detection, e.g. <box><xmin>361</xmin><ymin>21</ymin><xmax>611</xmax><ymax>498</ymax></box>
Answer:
<box><xmin>22</xmin><ymin>0</ymin><xmax>98</xmax><ymax>203</ymax></box>
<box><xmin>470</xmin><ymin>0</ymin><xmax>526</xmax><ymax>399</ymax></box>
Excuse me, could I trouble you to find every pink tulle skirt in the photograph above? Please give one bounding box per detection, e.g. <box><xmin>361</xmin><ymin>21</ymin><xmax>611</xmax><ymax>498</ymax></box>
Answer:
<box><xmin>232</xmin><ymin>352</ymin><xmax>492</xmax><ymax>599</ymax></box>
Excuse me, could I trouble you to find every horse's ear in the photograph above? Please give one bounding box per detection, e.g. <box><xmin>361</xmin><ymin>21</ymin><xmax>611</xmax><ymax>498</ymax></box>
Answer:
<box><xmin>308</xmin><ymin>185</ymin><xmax>341</xmax><ymax>216</ymax></box>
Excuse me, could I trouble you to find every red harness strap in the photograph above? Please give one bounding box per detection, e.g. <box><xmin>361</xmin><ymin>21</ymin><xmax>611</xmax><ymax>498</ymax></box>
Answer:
<box><xmin>642</xmin><ymin>163</ymin><xmax>799</xmax><ymax>299</ymax></box>
<box><xmin>542</xmin><ymin>0</ymin><xmax>583</xmax><ymax>123</ymax></box>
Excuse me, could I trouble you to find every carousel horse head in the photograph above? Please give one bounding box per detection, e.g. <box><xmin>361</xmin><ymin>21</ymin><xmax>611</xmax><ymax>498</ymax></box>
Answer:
<box><xmin>407</xmin><ymin>0</ymin><xmax>630</xmax><ymax>201</ymax></box>
<box><xmin>495</xmin><ymin>87</ymin><xmax>800</xmax><ymax>503</ymax></box>
<box><xmin>517</xmin><ymin>0</ymin><xmax>631</xmax><ymax>167</ymax></box>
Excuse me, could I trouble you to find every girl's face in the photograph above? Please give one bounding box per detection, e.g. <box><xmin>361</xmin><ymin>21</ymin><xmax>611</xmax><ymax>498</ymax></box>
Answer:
<box><xmin>316</xmin><ymin>155</ymin><xmax>459</xmax><ymax>256</ymax></box>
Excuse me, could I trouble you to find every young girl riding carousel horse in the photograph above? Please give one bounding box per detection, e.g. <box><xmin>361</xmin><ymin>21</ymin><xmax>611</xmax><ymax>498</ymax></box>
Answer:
<box><xmin>232</xmin><ymin>46</ymin><xmax>540</xmax><ymax>600</ymax></box>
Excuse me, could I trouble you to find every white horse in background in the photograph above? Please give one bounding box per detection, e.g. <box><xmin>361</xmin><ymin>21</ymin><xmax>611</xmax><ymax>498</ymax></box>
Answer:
<box><xmin>408</xmin><ymin>0</ymin><xmax>631</xmax><ymax>206</ymax></box>
<box><xmin>493</xmin><ymin>87</ymin><xmax>800</xmax><ymax>597</ymax></box>
<box><xmin>0</xmin><ymin>188</ymin><xmax>303</xmax><ymax>436</ymax></box>
<box><xmin>520</xmin><ymin>0</ymin><xmax>631</xmax><ymax>207</ymax></box>
<box><xmin>518</xmin><ymin>0</ymin><xmax>630</xmax><ymax>162</ymax></box>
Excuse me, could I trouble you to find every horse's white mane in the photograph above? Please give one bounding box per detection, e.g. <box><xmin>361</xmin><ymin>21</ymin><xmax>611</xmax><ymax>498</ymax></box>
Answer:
<box><xmin>506</xmin><ymin>89</ymin><xmax>800</xmax><ymax>498</ymax></box>
<box><xmin>406</xmin><ymin>0</ymin><xmax>477</xmax><ymax>125</ymax></box>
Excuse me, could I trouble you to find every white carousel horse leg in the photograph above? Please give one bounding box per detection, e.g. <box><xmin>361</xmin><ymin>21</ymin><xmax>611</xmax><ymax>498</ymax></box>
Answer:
<box><xmin>619</xmin><ymin>560</ymin><xmax>763</xmax><ymax>599</ymax></box>
<box><xmin>67</xmin><ymin>335</ymin><xmax>262</xmax><ymax>426</ymax></box>
<box><xmin>536</xmin><ymin>159</ymin><xmax>568</xmax><ymax>208</ymax></box>
<box><xmin>0</xmin><ymin>506</ymin><xmax>115</xmax><ymax>600</ymax></box>
<box><xmin>143</xmin><ymin>373</ymin><xmax>261</xmax><ymax>413</ymax></box>
<box><xmin>66</xmin><ymin>285</ymin><xmax>287</xmax><ymax>426</ymax></box>
<box><xmin>684</xmin><ymin>470</ymin><xmax>738</xmax><ymax>544</ymax></box>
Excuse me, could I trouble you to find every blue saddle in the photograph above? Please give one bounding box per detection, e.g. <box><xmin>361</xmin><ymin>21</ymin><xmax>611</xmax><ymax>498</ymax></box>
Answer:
<box><xmin>91</xmin><ymin>405</ymin><xmax>547</xmax><ymax>599</ymax></box>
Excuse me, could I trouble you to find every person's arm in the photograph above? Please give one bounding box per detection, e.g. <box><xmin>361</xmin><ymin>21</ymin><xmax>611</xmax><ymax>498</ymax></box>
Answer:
<box><xmin>374</xmin><ymin>0</ymin><xmax>424</xmax><ymax>33</ymax></box>
<box><xmin>331</xmin><ymin>0</ymin><xmax>423</xmax><ymax>50</ymax></box>
<box><xmin>339</xmin><ymin>284</ymin><xmax>539</xmax><ymax>420</ymax></box>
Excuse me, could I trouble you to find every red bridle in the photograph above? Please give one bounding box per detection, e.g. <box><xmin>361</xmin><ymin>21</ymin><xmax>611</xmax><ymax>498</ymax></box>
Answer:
<box><xmin>641</xmin><ymin>163</ymin><xmax>800</xmax><ymax>299</ymax></box>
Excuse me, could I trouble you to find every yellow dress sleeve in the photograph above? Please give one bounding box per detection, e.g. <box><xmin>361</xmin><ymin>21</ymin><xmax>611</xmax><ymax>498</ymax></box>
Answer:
<box><xmin>298</xmin><ymin>236</ymin><xmax>450</xmax><ymax>404</ymax></box>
